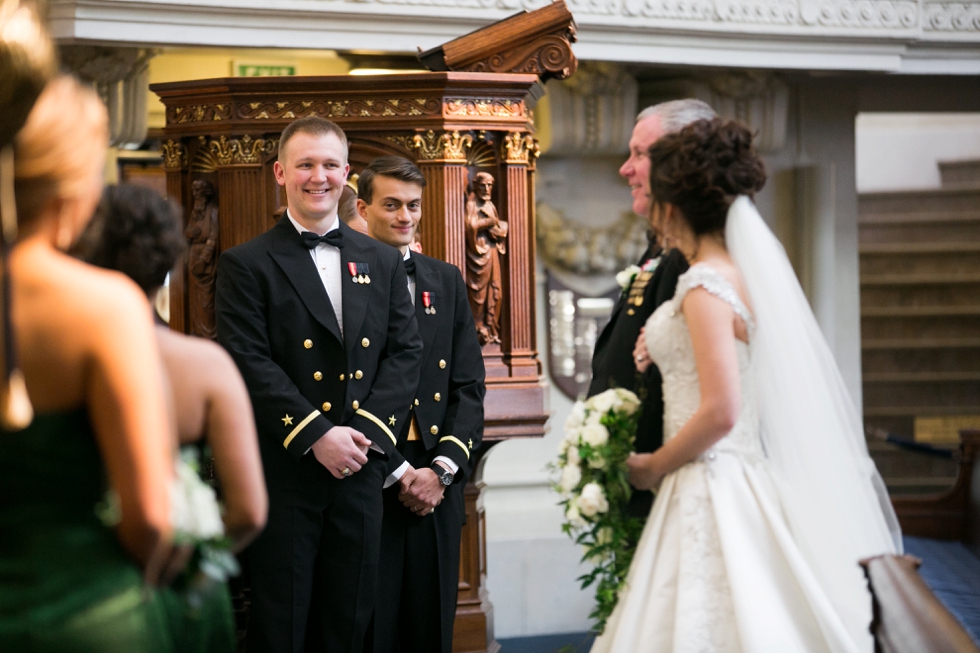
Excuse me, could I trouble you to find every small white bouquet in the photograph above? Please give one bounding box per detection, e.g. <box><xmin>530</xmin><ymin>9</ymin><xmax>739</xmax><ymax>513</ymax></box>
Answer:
<box><xmin>551</xmin><ymin>388</ymin><xmax>643</xmax><ymax>632</ymax></box>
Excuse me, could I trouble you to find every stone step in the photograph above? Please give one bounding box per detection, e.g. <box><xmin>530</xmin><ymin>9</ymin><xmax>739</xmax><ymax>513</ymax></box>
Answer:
<box><xmin>860</xmin><ymin>242</ymin><xmax>980</xmax><ymax>254</ymax></box>
<box><xmin>862</xmin><ymin>283</ymin><xmax>980</xmax><ymax>309</ymax></box>
<box><xmin>864</xmin><ymin>406</ymin><xmax>980</xmax><ymax>417</ymax></box>
<box><xmin>862</xmin><ymin>337</ymin><xmax>980</xmax><ymax>350</ymax></box>
<box><xmin>863</xmin><ymin>377</ymin><xmax>980</xmax><ymax>409</ymax></box>
<box><xmin>860</xmin><ymin>250</ymin><xmax>980</xmax><ymax>276</ymax></box>
<box><xmin>862</xmin><ymin>305</ymin><xmax>980</xmax><ymax>317</ymax></box>
<box><xmin>859</xmin><ymin>187</ymin><xmax>980</xmax><ymax>216</ymax></box>
<box><xmin>939</xmin><ymin>159</ymin><xmax>980</xmax><ymax>187</ymax></box>
<box><xmin>859</xmin><ymin>219</ymin><xmax>980</xmax><ymax>245</ymax></box>
<box><xmin>861</xmin><ymin>273</ymin><xmax>980</xmax><ymax>286</ymax></box>
<box><xmin>861</xmin><ymin>315</ymin><xmax>980</xmax><ymax>339</ymax></box>
<box><xmin>863</xmin><ymin>348</ymin><xmax>980</xmax><ymax>375</ymax></box>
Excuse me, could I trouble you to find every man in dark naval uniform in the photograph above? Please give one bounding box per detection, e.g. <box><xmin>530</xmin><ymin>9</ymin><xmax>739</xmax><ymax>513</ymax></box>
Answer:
<box><xmin>356</xmin><ymin>156</ymin><xmax>486</xmax><ymax>653</ymax></box>
<box><xmin>215</xmin><ymin>117</ymin><xmax>423</xmax><ymax>653</ymax></box>
<box><xmin>588</xmin><ymin>99</ymin><xmax>716</xmax><ymax>520</ymax></box>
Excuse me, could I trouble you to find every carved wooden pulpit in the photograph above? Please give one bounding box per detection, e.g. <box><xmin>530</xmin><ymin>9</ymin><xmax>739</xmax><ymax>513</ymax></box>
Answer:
<box><xmin>152</xmin><ymin>5</ymin><xmax>575</xmax><ymax>651</ymax></box>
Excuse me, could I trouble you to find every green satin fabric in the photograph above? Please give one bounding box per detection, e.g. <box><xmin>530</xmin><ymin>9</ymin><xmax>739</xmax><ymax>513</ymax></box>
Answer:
<box><xmin>0</xmin><ymin>409</ymin><xmax>170</xmax><ymax>652</ymax></box>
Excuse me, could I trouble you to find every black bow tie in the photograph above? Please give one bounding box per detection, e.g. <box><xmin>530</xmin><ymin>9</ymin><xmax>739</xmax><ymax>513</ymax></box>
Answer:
<box><xmin>404</xmin><ymin>256</ymin><xmax>416</xmax><ymax>276</ymax></box>
<box><xmin>301</xmin><ymin>230</ymin><xmax>344</xmax><ymax>250</ymax></box>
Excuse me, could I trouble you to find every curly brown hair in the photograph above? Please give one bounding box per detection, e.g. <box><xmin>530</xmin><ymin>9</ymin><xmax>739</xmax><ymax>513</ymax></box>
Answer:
<box><xmin>647</xmin><ymin>118</ymin><xmax>766</xmax><ymax>236</ymax></box>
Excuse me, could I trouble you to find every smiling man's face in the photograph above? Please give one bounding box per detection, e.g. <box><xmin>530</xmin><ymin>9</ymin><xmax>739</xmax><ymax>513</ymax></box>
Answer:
<box><xmin>619</xmin><ymin>115</ymin><xmax>665</xmax><ymax>220</ymax></box>
<box><xmin>274</xmin><ymin>131</ymin><xmax>349</xmax><ymax>227</ymax></box>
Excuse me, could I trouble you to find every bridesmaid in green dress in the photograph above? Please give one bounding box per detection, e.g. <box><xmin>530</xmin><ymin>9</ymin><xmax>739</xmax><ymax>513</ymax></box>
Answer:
<box><xmin>0</xmin><ymin>77</ymin><xmax>177</xmax><ymax>652</ymax></box>
<box><xmin>76</xmin><ymin>183</ymin><xmax>269</xmax><ymax>653</ymax></box>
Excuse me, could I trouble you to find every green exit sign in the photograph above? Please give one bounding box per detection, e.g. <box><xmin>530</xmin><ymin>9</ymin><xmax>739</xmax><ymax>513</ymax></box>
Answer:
<box><xmin>236</xmin><ymin>63</ymin><xmax>297</xmax><ymax>77</ymax></box>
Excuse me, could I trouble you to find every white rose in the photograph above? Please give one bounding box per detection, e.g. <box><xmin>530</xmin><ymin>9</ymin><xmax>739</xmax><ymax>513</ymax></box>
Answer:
<box><xmin>588</xmin><ymin>390</ymin><xmax>618</xmax><ymax>415</ymax></box>
<box><xmin>559</xmin><ymin>464</ymin><xmax>582</xmax><ymax>493</ymax></box>
<box><xmin>587</xmin><ymin>453</ymin><xmax>607</xmax><ymax>470</ymax></box>
<box><xmin>558</xmin><ymin>438</ymin><xmax>570</xmax><ymax>455</ymax></box>
<box><xmin>566</xmin><ymin>445</ymin><xmax>581</xmax><ymax>467</ymax></box>
<box><xmin>577</xmin><ymin>482</ymin><xmax>609</xmax><ymax>517</ymax></box>
<box><xmin>584</xmin><ymin>410</ymin><xmax>603</xmax><ymax>426</ymax></box>
<box><xmin>614</xmin><ymin>388</ymin><xmax>641</xmax><ymax>416</ymax></box>
<box><xmin>581</xmin><ymin>423</ymin><xmax>609</xmax><ymax>448</ymax></box>
<box><xmin>615</xmin><ymin>265</ymin><xmax>641</xmax><ymax>290</ymax></box>
<box><xmin>568</xmin><ymin>401</ymin><xmax>586</xmax><ymax>425</ymax></box>
<box><xmin>171</xmin><ymin>458</ymin><xmax>225</xmax><ymax>540</ymax></box>
<box><xmin>566</xmin><ymin>501</ymin><xmax>586</xmax><ymax>529</ymax></box>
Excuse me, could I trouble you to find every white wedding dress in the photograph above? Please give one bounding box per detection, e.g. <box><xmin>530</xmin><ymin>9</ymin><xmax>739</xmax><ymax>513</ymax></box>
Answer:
<box><xmin>590</xmin><ymin>264</ymin><xmax>877</xmax><ymax>653</ymax></box>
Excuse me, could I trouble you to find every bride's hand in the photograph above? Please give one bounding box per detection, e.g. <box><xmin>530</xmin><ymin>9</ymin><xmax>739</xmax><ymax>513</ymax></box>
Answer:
<box><xmin>627</xmin><ymin>452</ymin><xmax>664</xmax><ymax>491</ymax></box>
<box><xmin>633</xmin><ymin>329</ymin><xmax>652</xmax><ymax>373</ymax></box>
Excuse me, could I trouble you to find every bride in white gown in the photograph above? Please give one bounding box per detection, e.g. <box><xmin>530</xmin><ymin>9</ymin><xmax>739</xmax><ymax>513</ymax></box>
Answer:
<box><xmin>591</xmin><ymin>119</ymin><xmax>901</xmax><ymax>653</ymax></box>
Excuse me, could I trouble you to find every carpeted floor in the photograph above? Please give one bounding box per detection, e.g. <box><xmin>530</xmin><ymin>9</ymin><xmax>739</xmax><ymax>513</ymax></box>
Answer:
<box><xmin>903</xmin><ymin>535</ymin><xmax>980</xmax><ymax>644</ymax></box>
<box><xmin>497</xmin><ymin>632</ymin><xmax>595</xmax><ymax>652</ymax></box>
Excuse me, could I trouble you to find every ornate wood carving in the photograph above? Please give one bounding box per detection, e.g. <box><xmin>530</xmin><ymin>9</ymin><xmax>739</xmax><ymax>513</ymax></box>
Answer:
<box><xmin>413</xmin><ymin>130</ymin><xmax>474</xmax><ymax>162</ymax></box>
<box><xmin>185</xmin><ymin>180</ymin><xmax>220</xmax><ymax>339</ymax></box>
<box><xmin>418</xmin><ymin>0</ymin><xmax>577</xmax><ymax>82</ymax></box>
<box><xmin>465</xmin><ymin>172</ymin><xmax>507</xmax><ymax>346</ymax></box>
<box><xmin>161</xmin><ymin>139</ymin><xmax>187</xmax><ymax>170</ymax></box>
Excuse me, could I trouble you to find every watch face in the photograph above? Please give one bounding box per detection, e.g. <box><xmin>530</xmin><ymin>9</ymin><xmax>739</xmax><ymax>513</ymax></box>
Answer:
<box><xmin>434</xmin><ymin>468</ymin><xmax>453</xmax><ymax>486</ymax></box>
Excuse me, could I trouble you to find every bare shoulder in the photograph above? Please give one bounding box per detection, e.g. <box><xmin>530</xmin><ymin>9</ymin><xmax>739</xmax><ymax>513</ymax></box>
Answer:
<box><xmin>156</xmin><ymin>328</ymin><xmax>238</xmax><ymax>377</ymax></box>
<box><xmin>49</xmin><ymin>258</ymin><xmax>151</xmax><ymax>331</ymax></box>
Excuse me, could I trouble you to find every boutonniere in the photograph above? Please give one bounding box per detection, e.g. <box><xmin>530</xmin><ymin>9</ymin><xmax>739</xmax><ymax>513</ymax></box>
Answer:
<box><xmin>615</xmin><ymin>265</ymin><xmax>641</xmax><ymax>294</ymax></box>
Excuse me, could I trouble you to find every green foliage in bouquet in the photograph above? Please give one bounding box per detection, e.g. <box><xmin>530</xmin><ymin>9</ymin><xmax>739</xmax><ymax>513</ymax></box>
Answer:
<box><xmin>550</xmin><ymin>388</ymin><xmax>645</xmax><ymax>633</ymax></box>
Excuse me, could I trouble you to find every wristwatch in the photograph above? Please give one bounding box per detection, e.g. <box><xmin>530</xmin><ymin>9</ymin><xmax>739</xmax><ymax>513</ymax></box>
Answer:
<box><xmin>431</xmin><ymin>464</ymin><xmax>454</xmax><ymax>487</ymax></box>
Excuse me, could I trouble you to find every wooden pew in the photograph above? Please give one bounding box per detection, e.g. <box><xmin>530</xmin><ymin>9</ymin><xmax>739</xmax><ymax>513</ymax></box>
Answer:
<box><xmin>891</xmin><ymin>429</ymin><xmax>980</xmax><ymax>549</ymax></box>
<box><xmin>861</xmin><ymin>554</ymin><xmax>980</xmax><ymax>653</ymax></box>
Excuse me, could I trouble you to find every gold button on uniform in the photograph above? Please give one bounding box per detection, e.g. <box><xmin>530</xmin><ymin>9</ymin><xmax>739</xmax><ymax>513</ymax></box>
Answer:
<box><xmin>354</xmin><ymin>370</ymin><xmax>363</xmax><ymax>380</ymax></box>
<box><xmin>434</xmin><ymin>393</ymin><xmax>441</xmax><ymax>402</ymax></box>
<box><xmin>303</xmin><ymin>339</ymin><xmax>313</xmax><ymax>349</ymax></box>
<box><xmin>322</xmin><ymin>402</ymin><xmax>332</xmax><ymax>412</ymax></box>
<box><xmin>313</xmin><ymin>371</ymin><xmax>323</xmax><ymax>381</ymax></box>
<box><xmin>414</xmin><ymin>398</ymin><xmax>420</xmax><ymax>406</ymax></box>
<box><xmin>430</xmin><ymin>425</ymin><xmax>439</xmax><ymax>435</ymax></box>
<box><xmin>339</xmin><ymin>374</ymin><xmax>345</xmax><ymax>381</ymax></box>
<box><xmin>352</xmin><ymin>400</ymin><xmax>360</xmax><ymax>410</ymax></box>
<box><xmin>439</xmin><ymin>359</ymin><xmax>446</xmax><ymax>369</ymax></box>
<box><xmin>361</xmin><ymin>338</ymin><xmax>370</xmax><ymax>348</ymax></box>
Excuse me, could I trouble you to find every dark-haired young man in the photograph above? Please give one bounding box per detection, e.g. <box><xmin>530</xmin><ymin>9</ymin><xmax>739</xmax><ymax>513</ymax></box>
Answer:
<box><xmin>215</xmin><ymin>117</ymin><xmax>423</xmax><ymax>653</ymax></box>
<box><xmin>357</xmin><ymin>156</ymin><xmax>485</xmax><ymax>653</ymax></box>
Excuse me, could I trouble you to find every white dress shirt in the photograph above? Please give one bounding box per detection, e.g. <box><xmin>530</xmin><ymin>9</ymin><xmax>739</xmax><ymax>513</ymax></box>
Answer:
<box><xmin>287</xmin><ymin>212</ymin><xmax>343</xmax><ymax>340</ymax></box>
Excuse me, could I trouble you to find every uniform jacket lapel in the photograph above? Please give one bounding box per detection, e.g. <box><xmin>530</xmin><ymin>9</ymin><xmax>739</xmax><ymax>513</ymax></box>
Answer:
<box><xmin>412</xmin><ymin>255</ymin><xmax>441</xmax><ymax>363</ymax></box>
<box><xmin>339</xmin><ymin>222</ymin><xmax>375</xmax><ymax>356</ymax></box>
<box><xmin>268</xmin><ymin>216</ymin><xmax>344</xmax><ymax>344</ymax></box>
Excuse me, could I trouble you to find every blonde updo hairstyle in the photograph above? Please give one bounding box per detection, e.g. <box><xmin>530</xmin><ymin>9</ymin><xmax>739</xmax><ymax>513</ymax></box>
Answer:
<box><xmin>13</xmin><ymin>75</ymin><xmax>108</xmax><ymax>226</ymax></box>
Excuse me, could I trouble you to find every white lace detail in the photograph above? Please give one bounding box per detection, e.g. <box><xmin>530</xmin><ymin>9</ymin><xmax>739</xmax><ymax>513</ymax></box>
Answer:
<box><xmin>646</xmin><ymin>264</ymin><xmax>762</xmax><ymax>461</ymax></box>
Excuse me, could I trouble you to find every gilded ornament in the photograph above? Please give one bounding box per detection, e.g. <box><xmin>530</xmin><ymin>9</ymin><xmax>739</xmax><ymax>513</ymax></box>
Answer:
<box><xmin>172</xmin><ymin>103</ymin><xmax>231</xmax><ymax>124</ymax></box>
<box><xmin>411</xmin><ymin>130</ymin><xmax>473</xmax><ymax>162</ymax></box>
<box><xmin>503</xmin><ymin>132</ymin><xmax>539</xmax><ymax>163</ymax></box>
<box><xmin>160</xmin><ymin>140</ymin><xmax>187</xmax><ymax>170</ymax></box>
<box><xmin>206</xmin><ymin>135</ymin><xmax>278</xmax><ymax>166</ymax></box>
<box><xmin>444</xmin><ymin>98</ymin><xmax>524</xmax><ymax>118</ymax></box>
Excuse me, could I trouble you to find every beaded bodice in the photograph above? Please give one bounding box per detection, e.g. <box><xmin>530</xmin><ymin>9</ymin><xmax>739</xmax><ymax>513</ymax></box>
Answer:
<box><xmin>645</xmin><ymin>264</ymin><xmax>763</xmax><ymax>461</ymax></box>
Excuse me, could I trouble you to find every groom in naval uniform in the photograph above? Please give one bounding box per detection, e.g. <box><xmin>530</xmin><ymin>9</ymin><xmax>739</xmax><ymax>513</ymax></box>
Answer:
<box><xmin>588</xmin><ymin>99</ymin><xmax>716</xmax><ymax>521</ymax></box>
<box><xmin>215</xmin><ymin>117</ymin><xmax>422</xmax><ymax>653</ymax></box>
<box><xmin>356</xmin><ymin>156</ymin><xmax>486</xmax><ymax>653</ymax></box>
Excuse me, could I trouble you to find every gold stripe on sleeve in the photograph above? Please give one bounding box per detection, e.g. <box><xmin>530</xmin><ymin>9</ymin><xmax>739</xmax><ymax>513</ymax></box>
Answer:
<box><xmin>356</xmin><ymin>408</ymin><xmax>397</xmax><ymax>446</ymax></box>
<box><xmin>283</xmin><ymin>410</ymin><xmax>320</xmax><ymax>449</ymax></box>
<box><xmin>439</xmin><ymin>435</ymin><xmax>470</xmax><ymax>460</ymax></box>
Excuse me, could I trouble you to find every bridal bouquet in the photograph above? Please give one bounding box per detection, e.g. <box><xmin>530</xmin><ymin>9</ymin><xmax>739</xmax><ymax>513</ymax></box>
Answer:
<box><xmin>170</xmin><ymin>447</ymin><xmax>239</xmax><ymax>609</ymax></box>
<box><xmin>551</xmin><ymin>388</ymin><xmax>644</xmax><ymax>633</ymax></box>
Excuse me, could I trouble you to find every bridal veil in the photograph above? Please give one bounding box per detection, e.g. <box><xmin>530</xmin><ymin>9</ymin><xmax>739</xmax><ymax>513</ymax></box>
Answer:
<box><xmin>725</xmin><ymin>196</ymin><xmax>901</xmax><ymax>648</ymax></box>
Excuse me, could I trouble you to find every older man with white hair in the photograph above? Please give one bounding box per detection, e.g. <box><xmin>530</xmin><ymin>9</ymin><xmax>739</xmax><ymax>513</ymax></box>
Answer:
<box><xmin>587</xmin><ymin>99</ymin><xmax>716</xmax><ymax>524</ymax></box>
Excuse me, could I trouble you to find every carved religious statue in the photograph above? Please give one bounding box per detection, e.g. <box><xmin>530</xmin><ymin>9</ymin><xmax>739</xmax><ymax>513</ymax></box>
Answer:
<box><xmin>185</xmin><ymin>179</ymin><xmax>220</xmax><ymax>339</ymax></box>
<box><xmin>465</xmin><ymin>172</ymin><xmax>508</xmax><ymax>345</ymax></box>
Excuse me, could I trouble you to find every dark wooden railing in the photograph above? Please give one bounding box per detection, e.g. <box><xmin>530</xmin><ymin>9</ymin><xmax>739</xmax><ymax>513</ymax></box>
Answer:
<box><xmin>861</xmin><ymin>554</ymin><xmax>980</xmax><ymax>653</ymax></box>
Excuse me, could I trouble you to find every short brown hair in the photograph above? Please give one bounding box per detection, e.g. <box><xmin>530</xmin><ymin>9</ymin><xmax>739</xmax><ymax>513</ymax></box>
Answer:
<box><xmin>278</xmin><ymin>116</ymin><xmax>348</xmax><ymax>162</ymax></box>
<box><xmin>357</xmin><ymin>156</ymin><xmax>426</xmax><ymax>205</ymax></box>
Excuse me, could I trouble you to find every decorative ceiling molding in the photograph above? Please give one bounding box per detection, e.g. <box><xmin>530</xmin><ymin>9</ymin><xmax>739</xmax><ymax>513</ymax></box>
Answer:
<box><xmin>49</xmin><ymin>0</ymin><xmax>980</xmax><ymax>73</ymax></box>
